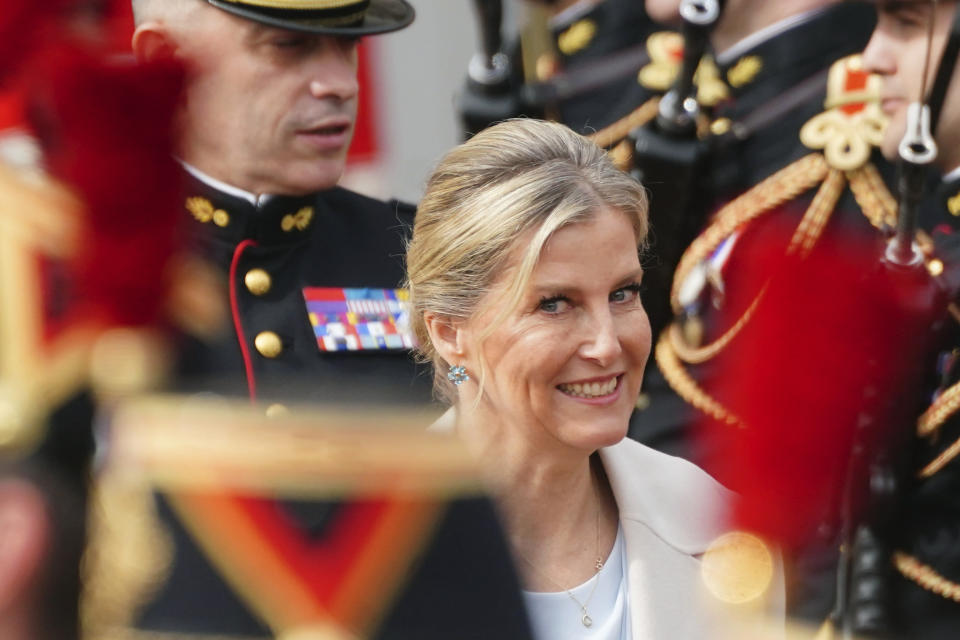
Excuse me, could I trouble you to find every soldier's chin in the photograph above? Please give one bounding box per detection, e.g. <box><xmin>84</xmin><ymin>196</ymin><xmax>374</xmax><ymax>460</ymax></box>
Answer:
<box><xmin>644</xmin><ymin>0</ymin><xmax>683</xmax><ymax>25</ymax></box>
<box><xmin>281</xmin><ymin>162</ymin><xmax>346</xmax><ymax>195</ymax></box>
<box><xmin>880</xmin><ymin>124</ymin><xmax>906</xmax><ymax>163</ymax></box>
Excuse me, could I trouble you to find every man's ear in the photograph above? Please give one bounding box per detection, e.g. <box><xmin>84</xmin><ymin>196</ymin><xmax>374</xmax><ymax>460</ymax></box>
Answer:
<box><xmin>131</xmin><ymin>22</ymin><xmax>178</xmax><ymax>64</ymax></box>
<box><xmin>423</xmin><ymin>312</ymin><xmax>467</xmax><ymax>365</ymax></box>
<box><xmin>0</xmin><ymin>479</ymin><xmax>49</xmax><ymax>612</ymax></box>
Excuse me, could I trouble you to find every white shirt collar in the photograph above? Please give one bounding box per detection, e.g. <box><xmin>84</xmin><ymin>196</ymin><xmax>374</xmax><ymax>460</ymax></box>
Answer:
<box><xmin>943</xmin><ymin>165</ymin><xmax>960</xmax><ymax>185</ymax></box>
<box><xmin>550</xmin><ymin>0</ymin><xmax>605</xmax><ymax>29</ymax></box>
<box><xmin>716</xmin><ymin>7</ymin><xmax>829</xmax><ymax>66</ymax></box>
<box><xmin>179</xmin><ymin>161</ymin><xmax>276</xmax><ymax>208</ymax></box>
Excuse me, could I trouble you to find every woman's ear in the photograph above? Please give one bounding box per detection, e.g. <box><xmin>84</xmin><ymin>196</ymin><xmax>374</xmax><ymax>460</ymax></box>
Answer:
<box><xmin>423</xmin><ymin>312</ymin><xmax>467</xmax><ymax>365</ymax></box>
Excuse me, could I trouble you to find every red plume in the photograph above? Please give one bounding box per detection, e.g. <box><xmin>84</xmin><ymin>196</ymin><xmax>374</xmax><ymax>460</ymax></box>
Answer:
<box><xmin>30</xmin><ymin>45</ymin><xmax>187</xmax><ymax>328</ymax></box>
<box><xmin>697</xmin><ymin>218</ymin><xmax>944</xmax><ymax>551</ymax></box>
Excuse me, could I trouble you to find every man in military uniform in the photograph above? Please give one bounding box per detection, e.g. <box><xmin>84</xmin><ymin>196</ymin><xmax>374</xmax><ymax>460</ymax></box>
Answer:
<box><xmin>633</xmin><ymin>0</ymin><xmax>880</xmax><ymax>462</ymax></box>
<box><xmin>131</xmin><ymin>0</ymin><xmax>430</xmax><ymax>406</ymax></box>
<box><xmin>855</xmin><ymin>1</ymin><xmax>960</xmax><ymax>636</ymax></box>
<box><xmin>621</xmin><ymin>0</ymin><xmax>911</xmax><ymax>625</ymax></box>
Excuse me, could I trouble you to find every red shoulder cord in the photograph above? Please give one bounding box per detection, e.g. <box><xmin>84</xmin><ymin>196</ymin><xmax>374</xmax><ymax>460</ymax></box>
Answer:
<box><xmin>228</xmin><ymin>239</ymin><xmax>259</xmax><ymax>403</ymax></box>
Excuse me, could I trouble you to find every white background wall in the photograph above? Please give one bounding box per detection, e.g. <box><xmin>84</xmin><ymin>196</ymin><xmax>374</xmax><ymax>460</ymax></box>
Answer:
<box><xmin>342</xmin><ymin>1</ymin><xmax>523</xmax><ymax>203</ymax></box>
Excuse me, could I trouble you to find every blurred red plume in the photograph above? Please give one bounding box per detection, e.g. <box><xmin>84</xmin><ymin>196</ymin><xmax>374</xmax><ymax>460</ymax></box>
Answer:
<box><xmin>29</xmin><ymin>46</ymin><xmax>187</xmax><ymax>328</ymax></box>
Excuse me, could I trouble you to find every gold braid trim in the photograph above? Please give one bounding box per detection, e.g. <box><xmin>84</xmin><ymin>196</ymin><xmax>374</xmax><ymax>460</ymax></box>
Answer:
<box><xmin>788</xmin><ymin>168</ymin><xmax>846</xmax><ymax>257</ymax></box>
<box><xmin>587</xmin><ymin>97</ymin><xmax>660</xmax><ymax>150</ymax></box>
<box><xmin>655</xmin><ymin>330</ymin><xmax>744</xmax><ymax>427</ymax></box>
<box><xmin>669</xmin><ymin>168</ymin><xmax>844</xmax><ymax>364</ymax></box>
<box><xmin>918</xmin><ymin>433</ymin><xmax>960</xmax><ymax>478</ymax></box>
<box><xmin>847</xmin><ymin>164</ymin><xmax>898</xmax><ymax>230</ymax></box>
<box><xmin>671</xmin><ymin>153</ymin><xmax>830</xmax><ymax>312</ymax></box>
<box><xmin>919</xmin><ymin>382</ymin><xmax>960</xmax><ymax>438</ymax></box>
<box><xmin>893</xmin><ymin>551</ymin><xmax>960</xmax><ymax>602</ymax></box>
<box><xmin>666</xmin><ymin>291</ymin><xmax>765</xmax><ymax>364</ymax></box>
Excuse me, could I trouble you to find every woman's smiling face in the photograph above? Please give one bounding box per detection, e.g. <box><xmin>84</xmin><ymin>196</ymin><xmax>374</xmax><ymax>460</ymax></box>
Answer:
<box><xmin>460</xmin><ymin>206</ymin><xmax>651</xmax><ymax>453</ymax></box>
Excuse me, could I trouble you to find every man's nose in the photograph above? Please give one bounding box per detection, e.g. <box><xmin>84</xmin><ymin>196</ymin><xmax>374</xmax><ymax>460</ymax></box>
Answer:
<box><xmin>308</xmin><ymin>42</ymin><xmax>359</xmax><ymax>101</ymax></box>
<box><xmin>861</xmin><ymin>29</ymin><xmax>896</xmax><ymax>77</ymax></box>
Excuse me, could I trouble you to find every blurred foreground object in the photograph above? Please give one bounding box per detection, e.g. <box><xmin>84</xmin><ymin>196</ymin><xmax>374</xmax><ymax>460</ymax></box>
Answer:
<box><xmin>0</xmin><ymin>22</ymin><xmax>186</xmax><ymax>640</ymax></box>
<box><xmin>84</xmin><ymin>397</ymin><xmax>533</xmax><ymax>640</ymax></box>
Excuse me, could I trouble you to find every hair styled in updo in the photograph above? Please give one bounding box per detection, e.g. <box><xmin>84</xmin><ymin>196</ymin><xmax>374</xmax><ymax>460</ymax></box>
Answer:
<box><xmin>405</xmin><ymin>119</ymin><xmax>649</xmax><ymax>402</ymax></box>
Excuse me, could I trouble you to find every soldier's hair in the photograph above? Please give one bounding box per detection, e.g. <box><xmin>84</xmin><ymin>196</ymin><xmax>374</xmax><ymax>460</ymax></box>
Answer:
<box><xmin>406</xmin><ymin>118</ymin><xmax>648</xmax><ymax>403</ymax></box>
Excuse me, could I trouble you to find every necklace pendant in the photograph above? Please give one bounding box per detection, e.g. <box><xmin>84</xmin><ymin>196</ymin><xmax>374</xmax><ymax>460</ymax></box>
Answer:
<box><xmin>581</xmin><ymin>613</ymin><xmax>593</xmax><ymax>627</ymax></box>
<box><xmin>595</xmin><ymin>557</ymin><xmax>604</xmax><ymax>571</ymax></box>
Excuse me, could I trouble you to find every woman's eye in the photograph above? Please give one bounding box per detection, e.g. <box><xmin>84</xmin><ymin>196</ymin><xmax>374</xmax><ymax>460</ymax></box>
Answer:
<box><xmin>538</xmin><ymin>297</ymin><xmax>570</xmax><ymax>314</ymax></box>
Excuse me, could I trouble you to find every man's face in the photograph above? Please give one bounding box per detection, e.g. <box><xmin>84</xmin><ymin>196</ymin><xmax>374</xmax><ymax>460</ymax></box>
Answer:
<box><xmin>176</xmin><ymin>7</ymin><xmax>359</xmax><ymax>195</ymax></box>
<box><xmin>863</xmin><ymin>1</ymin><xmax>960</xmax><ymax>168</ymax></box>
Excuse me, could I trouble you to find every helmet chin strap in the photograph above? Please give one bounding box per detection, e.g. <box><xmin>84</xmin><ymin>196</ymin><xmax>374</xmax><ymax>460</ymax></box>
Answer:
<box><xmin>889</xmin><ymin>0</ymin><xmax>960</xmax><ymax>265</ymax></box>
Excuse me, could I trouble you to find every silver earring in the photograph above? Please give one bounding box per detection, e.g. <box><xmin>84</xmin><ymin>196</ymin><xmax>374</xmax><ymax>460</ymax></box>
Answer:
<box><xmin>447</xmin><ymin>364</ymin><xmax>470</xmax><ymax>386</ymax></box>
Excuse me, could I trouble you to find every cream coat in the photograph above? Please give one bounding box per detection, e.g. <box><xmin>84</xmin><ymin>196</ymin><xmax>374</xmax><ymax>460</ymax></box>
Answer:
<box><xmin>429</xmin><ymin>410</ymin><xmax>783</xmax><ymax>638</ymax></box>
<box><xmin>598</xmin><ymin>438</ymin><xmax>784</xmax><ymax>639</ymax></box>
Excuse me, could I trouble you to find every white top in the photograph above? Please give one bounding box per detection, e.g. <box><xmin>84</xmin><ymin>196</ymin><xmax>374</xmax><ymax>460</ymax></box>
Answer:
<box><xmin>523</xmin><ymin>525</ymin><xmax>630</xmax><ymax>640</ymax></box>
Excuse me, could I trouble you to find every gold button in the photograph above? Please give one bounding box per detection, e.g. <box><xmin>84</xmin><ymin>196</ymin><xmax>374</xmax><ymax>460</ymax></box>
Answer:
<box><xmin>710</xmin><ymin>118</ymin><xmax>732</xmax><ymax>136</ymax></box>
<box><xmin>254</xmin><ymin>331</ymin><xmax>283</xmax><ymax>358</ymax></box>
<box><xmin>265</xmin><ymin>403</ymin><xmax>290</xmax><ymax>418</ymax></box>
<box><xmin>244</xmin><ymin>269</ymin><xmax>272</xmax><ymax>296</ymax></box>
<box><xmin>213</xmin><ymin>209</ymin><xmax>230</xmax><ymax>227</ymax></box>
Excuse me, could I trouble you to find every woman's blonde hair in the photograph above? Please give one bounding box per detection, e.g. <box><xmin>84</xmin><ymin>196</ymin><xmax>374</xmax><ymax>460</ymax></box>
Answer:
<box><xmin>406</xmin><ymin>119</ymin><xmax>649</xmax><ymax>402</ymax></box>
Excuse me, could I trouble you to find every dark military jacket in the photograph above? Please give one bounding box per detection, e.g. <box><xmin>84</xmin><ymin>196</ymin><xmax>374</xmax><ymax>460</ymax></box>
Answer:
<box><xmin>888</xmin><ymin>173</ymin><xmax>960</xmax><ymax>639</ymax></box>
<box><xmin>632</xmin><ymin>2</ymin><xmax>879</xmax><ymax>461</ymax></box>
<box><xmin>174</xmin><ymin>170</ymin><xmax>433</xmax><ymax>406</ymax></box>
<box><xmin>627</xmin><ymin>5</ymin><xmax>885</xmax><ymax>622</ymax></box>
<box><xmin>544</xmin><ymin>0</ymin><xmax>659</xmax><ymax>133</ymax></box>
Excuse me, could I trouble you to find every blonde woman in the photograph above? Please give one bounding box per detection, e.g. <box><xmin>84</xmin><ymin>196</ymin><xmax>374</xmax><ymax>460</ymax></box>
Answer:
<box><xmin>406</xmin><ymin>119</ymin><xmax>767</xmax><ymax>639</ymax></box>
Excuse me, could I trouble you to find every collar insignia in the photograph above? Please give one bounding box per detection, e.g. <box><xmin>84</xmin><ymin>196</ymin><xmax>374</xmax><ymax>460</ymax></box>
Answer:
<box><xmin>185</xmin><ymin>196</ymin><xmax>230</xmax><ymax>228</ymax></box>
<box><xmin>726</xmin><ymin>56</ymin><xmax>763</xmax><ymax>88</ymax></box>
<box><xmin>638</xmin><ymin>32</ymin><xmax>729</xmax><ymax>107</ymax></box>
<box><xmin>557</xmin><ymin>19</ymin><xmax>597</xmax><ymax>56</ymax></box>
<box><xmin>281</xmin><ymin>206</ymin><xmax>315</xmax><ymax>233</ymax></box>
<box><xmin>948</xmin><ymin>191</ymin><xmax>960</xmax><ymax>217</ymax></box>
<box><xmin>304</xmin><ymin>287</ymin><xmax>416</xmax><ymax>352</ymax></box>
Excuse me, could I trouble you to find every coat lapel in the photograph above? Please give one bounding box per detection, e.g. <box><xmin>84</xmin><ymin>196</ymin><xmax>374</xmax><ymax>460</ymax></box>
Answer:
<box><xmin>599</xmin><ymin>440</ymin><xmax>733</xmax><ymax>640</ymax></box>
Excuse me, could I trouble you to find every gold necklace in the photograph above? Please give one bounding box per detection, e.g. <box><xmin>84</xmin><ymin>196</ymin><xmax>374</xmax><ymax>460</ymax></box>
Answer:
<box><xmin>515</xmin><ymin>475</ymin><xmax>605</xmax><ymax>628</ymax></box>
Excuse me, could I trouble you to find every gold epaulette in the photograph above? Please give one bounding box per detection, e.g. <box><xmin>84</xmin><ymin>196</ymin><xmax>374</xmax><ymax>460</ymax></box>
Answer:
<box><xmin>587</xmin><ymin>30</ymin><xmax>729</xmax><ymax>164</ymax></box>
<box><xmin>800</xmin><ymin>55</ymin><xmax>887</xmax><ymax>172</ymax></box>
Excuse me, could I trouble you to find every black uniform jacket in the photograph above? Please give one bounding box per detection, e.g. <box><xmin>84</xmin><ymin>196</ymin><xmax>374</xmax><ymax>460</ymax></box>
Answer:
<box><xmin>546</xmin><ymin>0</ymin><xmax>660</xmax><ymax>133</ymax></box>
<box><xmin>890</xmin><ymin>173</ymin><xmax>960</xmax><ymax>639</ymax></box>
<box><xmin>174</xmin><ymin>170</ymin><xmax>433</xmax><ymax>405</ymax></box>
